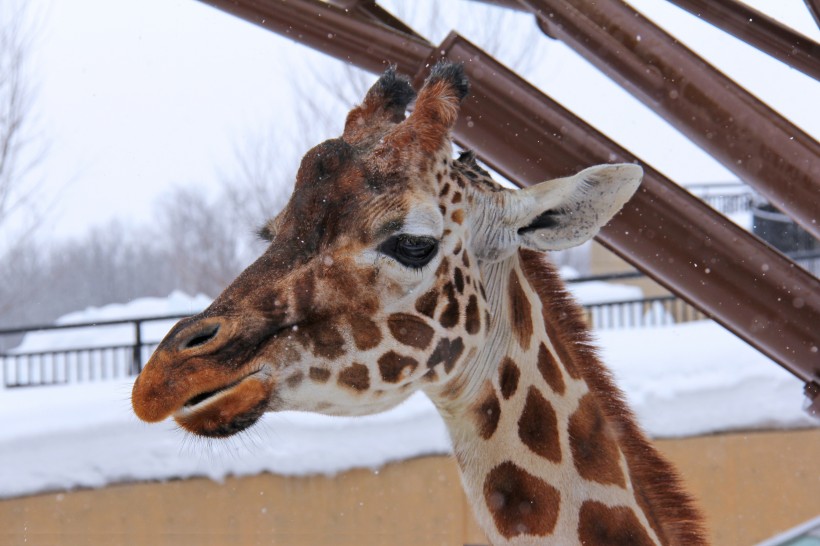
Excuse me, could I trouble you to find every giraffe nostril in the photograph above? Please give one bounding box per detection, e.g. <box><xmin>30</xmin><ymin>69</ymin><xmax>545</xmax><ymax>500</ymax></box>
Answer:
<box><xmin>181</xmin><ymin>323</ymin><xmax>220</xmax><ymax>350</ymax></box>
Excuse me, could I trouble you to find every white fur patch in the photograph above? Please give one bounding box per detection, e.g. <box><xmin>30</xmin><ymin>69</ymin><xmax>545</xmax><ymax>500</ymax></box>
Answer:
<box><xmin>402</xmin><ymin>203</ymin><xmax>444</xmax><ymax>238</ymax></box>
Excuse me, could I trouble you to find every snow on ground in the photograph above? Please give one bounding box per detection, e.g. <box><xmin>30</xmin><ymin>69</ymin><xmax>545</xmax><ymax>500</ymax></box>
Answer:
<box><xmin>564</xmin><ymin>274</ymin><xmax>644</xmax><ymax>305</ymax></box>
<box><xmin>0</xmin><ymin>292</ymin><xmax>816</xmax><ymax>499</ymax></box>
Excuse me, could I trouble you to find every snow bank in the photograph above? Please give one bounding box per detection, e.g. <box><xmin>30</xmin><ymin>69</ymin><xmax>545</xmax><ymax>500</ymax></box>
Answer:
<box><xmin>597</xmin><ymin>321</ymin><xmax>815</xmax><ymax>437</ymax></box>
<box><xmin>10</xmin><ymin>291</ymin><xmax>211</xmax><ymax>354</ymax></box>
<box><xmin>566</xmin><ymin>279</ymin><xmax>643</xmax><ymax>305</ymax></box>
<box><xmin>0</xmin><ymin>381</ymin><xmax>450</xmax><ymax>499</ymax></box>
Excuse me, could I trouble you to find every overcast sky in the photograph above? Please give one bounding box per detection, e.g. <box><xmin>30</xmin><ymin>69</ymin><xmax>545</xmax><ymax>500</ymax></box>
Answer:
<box><xmin>14</xmin><ymin>0</ymin><xmax>820</xmax><ymax>240</ymax></box>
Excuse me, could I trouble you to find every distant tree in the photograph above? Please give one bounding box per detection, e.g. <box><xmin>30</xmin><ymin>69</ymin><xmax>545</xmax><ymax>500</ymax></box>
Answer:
<box><xmin>219</xmin><ymin>125</ymin><xmax>297</xmax><ymax>258</ymax></box>
<box><xmin>154</xmin><ymin>186</ymin><xmax>249</xmax><ymax>298</ymax></box>
<box><xmin>0</xmin><ymin>2</ymin><xmax>49</xmax><ymax>325</ymax></box>
<box><xmin>44</xmin><ymin>221</ymin><xmax>178</xmax><ymax>315</ymax></box>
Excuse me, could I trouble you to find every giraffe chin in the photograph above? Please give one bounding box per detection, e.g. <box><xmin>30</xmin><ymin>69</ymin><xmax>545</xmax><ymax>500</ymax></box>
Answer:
<box><xmin>172</xmin><ymin>370</ymin><xmax>273</xmax><ymax>438</ymax></box>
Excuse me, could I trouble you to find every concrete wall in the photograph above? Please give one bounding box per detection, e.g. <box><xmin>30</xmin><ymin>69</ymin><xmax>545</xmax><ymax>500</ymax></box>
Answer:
<box><xmin>2</xmin><ymin>428</ymin><xmax>818</xmax><ymax>546</ymax></box>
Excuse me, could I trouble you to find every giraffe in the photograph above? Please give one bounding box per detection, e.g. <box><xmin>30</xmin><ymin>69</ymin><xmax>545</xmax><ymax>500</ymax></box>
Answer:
<box><xmin>132</xmin><ymin>63</ymin><xmax>706</xmax><ymax>545</ymax></box>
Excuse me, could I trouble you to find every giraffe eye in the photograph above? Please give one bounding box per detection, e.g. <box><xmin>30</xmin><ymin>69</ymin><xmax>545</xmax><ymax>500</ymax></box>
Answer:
<box><xmin>378</xmin><ymin>234</ymin><xmax>439</xmax><ymax>269</ymax></box>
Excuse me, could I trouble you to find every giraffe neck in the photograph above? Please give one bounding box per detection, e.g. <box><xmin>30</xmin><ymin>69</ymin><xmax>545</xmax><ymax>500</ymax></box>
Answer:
<box><xmin>427</xmin><ymin>250</ymin><xmax>701</xmax><ymax>545</ymax></box>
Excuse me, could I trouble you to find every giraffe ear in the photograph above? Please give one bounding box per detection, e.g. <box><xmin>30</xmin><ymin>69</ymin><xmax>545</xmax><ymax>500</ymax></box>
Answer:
<box><xmin>508</xmin><ymin>164</ymin><xmax>642</xmax><ymax>252</ymax></box>
<box><xmin>343</xmin><ymin>66</ymin><xmax>416</xmax><ymax>145</ymax></box>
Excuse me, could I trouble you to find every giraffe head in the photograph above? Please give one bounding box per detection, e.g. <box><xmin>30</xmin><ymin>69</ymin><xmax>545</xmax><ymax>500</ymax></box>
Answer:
<box><xmin>131</xmin><ymin>63</ymin><xmax>641</xmax><ymax>438</ymax></box>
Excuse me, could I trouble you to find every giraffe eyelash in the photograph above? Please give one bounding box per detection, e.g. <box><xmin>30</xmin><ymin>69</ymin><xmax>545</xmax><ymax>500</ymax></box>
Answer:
<box><xmin>377</xmin><ymin>234</ymin><xmax>439</xmax><ymax>269</ymax></box>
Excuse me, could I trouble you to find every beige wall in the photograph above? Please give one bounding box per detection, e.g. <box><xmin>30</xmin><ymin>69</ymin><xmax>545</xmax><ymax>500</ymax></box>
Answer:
<box><xmin>2</xmin><ymin>428</ymin><xmax>818</xmax><ymax>546</ymax></box>
<box><xmin>589</xmin><ymin>241</ymin><xmax>670</xmax><ymax>298</ymax></box>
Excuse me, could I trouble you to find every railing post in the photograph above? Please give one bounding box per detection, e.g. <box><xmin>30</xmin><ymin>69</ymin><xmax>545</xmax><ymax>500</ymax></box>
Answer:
<box><xmin>132</xmin><ymin>320</ymin><xmax>143</xmax><ymax>375</ymax></box>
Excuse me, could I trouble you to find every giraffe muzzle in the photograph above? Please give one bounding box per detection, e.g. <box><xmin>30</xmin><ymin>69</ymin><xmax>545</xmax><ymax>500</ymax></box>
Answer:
<box><xmin>132</xmin><ymin>313</ymin><xmax>281</xmax><ymax>432</ymax></box>
<box><xmin>172</xmin><ymin>366</ymin><xmax>274</xmax><ymax>438</ymax></box>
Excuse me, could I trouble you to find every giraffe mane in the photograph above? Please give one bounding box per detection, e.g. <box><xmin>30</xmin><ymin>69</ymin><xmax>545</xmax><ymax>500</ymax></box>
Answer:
<box><xmin>518</xmin><ymin>248</ymin><xmax>708</xmax><ymax>545</ymax></box>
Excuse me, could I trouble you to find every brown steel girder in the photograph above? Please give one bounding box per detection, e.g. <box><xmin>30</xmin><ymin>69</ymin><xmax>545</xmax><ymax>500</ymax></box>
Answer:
<box><xmin>664</xmin><ymin>0</ymin><xmax>820</xmax><ymax>80</ymax></box>
<box><xmin>806</xmin><ymin>0</ymin><xmax>820</xmax><ymax>29</ymax></box>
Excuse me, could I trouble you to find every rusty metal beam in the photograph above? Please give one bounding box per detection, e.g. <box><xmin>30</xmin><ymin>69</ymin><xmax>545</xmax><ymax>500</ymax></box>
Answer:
<box><xmin>325</xmin><ymin>0</ymin><xmax>423</xmax><ymax>37</ymax></box>
<box><xmin>513</xmin><ymin>0</ymin><xmax>820</xmax><ymax>241</ymax></box>
<box><xmin>665</xmin><ymin>0</ymin><xmax>820</xmax><ymax>80</ymax></box>
<box><xmin>806</xmin><ymin>0</ymin><xmax>820</xmax><ymax>29</ymax></box>
<box><xmin>196</xmin><ymin>0</ymin><xmax>428</xmax><ymax>74</ymax></box>
<box><xmin>193</xmin><ymin>0</ymin><xmax>819</xmax><ymax>388</ymax></box>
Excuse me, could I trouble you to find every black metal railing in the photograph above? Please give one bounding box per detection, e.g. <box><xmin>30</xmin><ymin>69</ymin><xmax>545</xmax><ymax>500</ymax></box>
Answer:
<box><xmin>0</xmin><ymin>314</ymin><xmax>188</xmax><ymax>388</ymax></box>
<box><xmin>581</xmin><ymin>294</ymin><xmax>707</xmax><ymax>329</ymax></box>
<box><xmin>685</xmin><ymin>182</ymin><xmax>756</xmax><ymax>214</ymax></box>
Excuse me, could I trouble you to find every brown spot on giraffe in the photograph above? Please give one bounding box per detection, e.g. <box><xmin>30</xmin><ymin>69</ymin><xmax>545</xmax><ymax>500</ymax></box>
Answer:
<box><xmin>452</xmin><ymin>191</ymin><xmax>462</xmax><ymax>204</ymax></box>
<box><xmin>578</xmin><ymin>501</ymin><xmax>656</xmax><ymax>546</ymax></box>
<box><xmin>472</xmin><ymin>381</ymin><xmax>501</xmax><ymax>440</ymax></box>
<box><xmin>508</xmin><ymin>269</ymin><xmax>533</xmax><ymax>350</ymax></box>
<box><xmin>377</xmin><ymin>351</ymin><xmax>418</xmax><ymax>383</ymax></box>
<box><xmin>286</xmin><ymin>370</ymin><xmax>304</xmax><ymax>389</ymax></box>
<box><xmin>483</xmin><ymin>461</ymin><xmax>560</xmax><ymax>539</ymax></box>
<box><xmin>453</xmin><ymin>240</ymin><xmax>462</xmax><ymax>255</ymax></box>
<box><xmin>439</xmin><ymin>182</ymin><xmax>450</xmax><ymax>197</ymax></box>
<box><xmin>291</xmin><ymin>272</ymin><xmax>316</xmax><ymax>319</ymax></box>
<box><xmin>338</xmin><ymin>363</ymin><xmax>369</xmax><ymax>392</ymax></box>
<box><xmin>311</xmin><ymin>323</ymin><xmax>346</xmax><ymax>359</ymax></box>
<box><xmin>451</xmin><ymin>209</ymin><xmax>464</xmax><ymax>224</ymax></box>
<box><xmin>498</xmin><ymin>357</ymin><xmax>520</xmax><ymax>400</ymax></box>
<box><xmin>308</xmin><ymin>367</ymin><xmax>331</xmax><ymax>383</ymax></box>
<box><xmin>414</xmin><ymin>289</ymin><xmax>438</xmax><ymax>319</ymax></box>
<box><xmin>426</xmin><ymin>337</ymin><xmax>465</xmax><ymax>374</ymax></box>
<box><xmin>569</xmin><ymin>394</ymin><xmax>626</xmax><ymax>487</ymax></box>
<box><xmin>462</xmin><ymin>251</ymin><xmax>470</xmax><ymax>268</ymax></box>
<box><xmin>348</xmin><ymin>315</ymin><xmax>382</xmax><ymax>351</ymax></box>
<box><xmin>537</xmin><ymin>343</ymin><xmax>566</xmax><ymax>395</ymax></box>
<box><xmin>454</xmin><ymin>267</ymin><xmax>465</xmax><ymax>294</ymax></box>
<box><xmin>517</xmin><ymin>386</ymin><xmax>562</xmax><ymax>462</ymax></box>
<box><xmin>387</xmin><ymin>313</ymin><xmax>434</xmax><ymax>350</ymax></box>
<box><xmin>435</xmin><ymin>256</ymin><xmax>450</xmax><ymax>278</ymax></box>
<box><xmin>439</xmin><ymin>282</ymin><xmax>460</xmax><ymax>329</ymax></box>
<box><xmin>464</xmin><ymin>294</ymin><xmax>481</xmax><ymax>335</ymax></box>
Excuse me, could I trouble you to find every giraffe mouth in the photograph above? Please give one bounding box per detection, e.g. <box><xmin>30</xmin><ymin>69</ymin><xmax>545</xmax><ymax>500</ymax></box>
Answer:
<box><xmin>173</xmin><ymin>367</ymin><xmax>273</xmax><ymax>438</ymax></box>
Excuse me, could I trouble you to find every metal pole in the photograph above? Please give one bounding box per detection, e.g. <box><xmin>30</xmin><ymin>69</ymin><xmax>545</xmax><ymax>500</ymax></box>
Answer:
<box><xmin>806</xmin><ymin>0</ymin><xmax>820</xmax><ymax>29</ymax></box>
<box><xmin>192</xmin><ymin>0</ymin><xmax>819</xmax><ymax>385</ymax></box>
<box><xmin>196</xmin><ymin>0</ymin><xmax>429</xmax><ymax>75</ymax></box>
<box><xmin>664</xmin><ymin>0</ymin><xmax>820</xmax><ymax>80</ymax></box>
<box><xmin>133</xmin><ymin>320</ymin><xmax>143</xmax><ymax>375</ymax></box>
